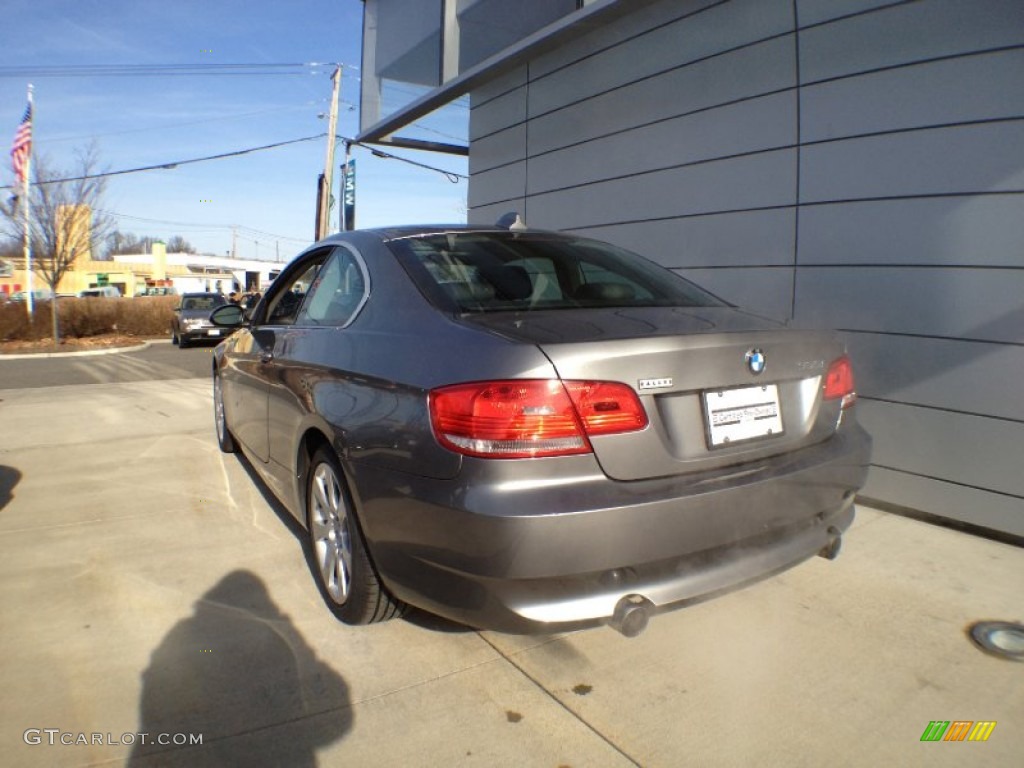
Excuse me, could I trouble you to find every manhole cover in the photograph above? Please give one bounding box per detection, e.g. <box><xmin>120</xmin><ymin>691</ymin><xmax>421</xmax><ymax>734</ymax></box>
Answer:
<box><xmin>968</xmin><ymin>621</ymin><xmax>1024</xmax><ymax>661</ymax></box>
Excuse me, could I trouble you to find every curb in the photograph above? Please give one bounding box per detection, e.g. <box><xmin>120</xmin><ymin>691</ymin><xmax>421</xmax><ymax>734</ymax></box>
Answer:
<box><xmin>0</xmin><ymin>339</ymin><xmax>160</xmax><ymax>360</ymax></box>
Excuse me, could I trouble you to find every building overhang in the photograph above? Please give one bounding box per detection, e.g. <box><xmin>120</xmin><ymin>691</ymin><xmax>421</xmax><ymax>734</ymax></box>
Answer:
<box><xmin>356</xmin><ymin>0</ymin><xmax>657</xmax><ymax>153</ymax></box>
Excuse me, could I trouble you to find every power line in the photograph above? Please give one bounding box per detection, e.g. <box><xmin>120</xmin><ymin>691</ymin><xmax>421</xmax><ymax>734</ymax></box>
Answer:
<box><xmin>344</xmin><ymin>138</ymin><xmax>467</xmax><ymax>182</ymax></box>
<box><xmin>96</xmin><ymin>209</ymin><xmax>309</xmax><ymax>244</ymax></box>
<box><xmin>0</xmin><ymin>134</ymin><xmax>326</xmax><ymax>190</ymax></box>
<box><xmin>1</xmin><ymin>131</ymin><xmax>466</xmax><ymax>192</ymax></box>
<box><xmin>0</xmin><ymin>71</ymin><xmax>311</xmax><ymax>79</ymax></box>
<box><xmin>0</xmin><ymin>62</ymin><xmax>343</xmax><ymax>78</ymax></box>
<box><xmin>47</xmin><ymin>103</ymin><xmax>317</xmax><ymax>144</ymax></box>
<box><xmin>408</xmin><ymin>122</ymin><xmax>467</xmax><ymax>142</ymax></box>
<box><xmin>235</xmin><ymin>225</ymin><xmax>308</xmax><ymax>243</ymax></box>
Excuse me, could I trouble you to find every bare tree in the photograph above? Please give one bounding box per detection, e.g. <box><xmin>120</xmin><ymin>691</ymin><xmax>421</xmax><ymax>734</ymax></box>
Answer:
<box><xmin>165</xmin><ymin>235</ymin><xmax>197</xmax><ymax>254</ymax></box>
<box><xmin>104</xmin><ymin>231</ymin><xmax>197</xmax><ymax>257</ymax></box>
<box><xmin>102</xmin><ymin>229</ymin><xmax>137</xmax><ymax>258</ymax></box>
<box><xmin>0</xmin><ymin>146</ymin><xmax>113</xmax><ymax>345</ymax></box>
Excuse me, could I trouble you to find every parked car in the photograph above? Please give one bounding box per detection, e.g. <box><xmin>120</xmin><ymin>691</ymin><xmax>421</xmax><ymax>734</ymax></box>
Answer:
<box><xmin>79</xmin><ymin>286</ymin><xmax>122</xmax><ymax>298</ymax></box>
<box><xmin>209</xmin><ymin>225</ymin><xmax>871</xmax><ymax>636</ymax></box>
<box><xmin>8</xmin><ymin>289</ymin><xmax>55</xmax><ymax>301</ymax></box>
<box><xmin>171</xmin><ymin>292</ymin><xmax>228</xmax><ymax>348</ymax></box>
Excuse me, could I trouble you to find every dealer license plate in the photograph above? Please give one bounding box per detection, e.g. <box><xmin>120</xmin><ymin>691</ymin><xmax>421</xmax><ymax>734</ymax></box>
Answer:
<box><xmin>703</xmin><ymin>384</ymin><xmax>783</xmax><ymax>448</ymax></box>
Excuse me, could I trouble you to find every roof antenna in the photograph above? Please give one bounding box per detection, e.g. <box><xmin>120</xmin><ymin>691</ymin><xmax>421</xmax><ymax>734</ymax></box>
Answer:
<box><xmin>495</xmin><ymin>212</ymin><xmax>527</xmax><ymax>231</ymax></box>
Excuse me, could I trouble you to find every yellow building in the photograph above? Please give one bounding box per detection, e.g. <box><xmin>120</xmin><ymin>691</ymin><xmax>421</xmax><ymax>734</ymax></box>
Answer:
<box><xmin>2</xmin><ymin>204</ymin><xmax>281</xmax><ymax>298</ymax></box>
<box><xmin>1</xmin><ymin>250</ymin><xmax>196</xmax><ymax>299</ymax></box>
<box><xmin>2</xmin><ymin>247</ymin><xmax>276</xmax><ymax>300</ymax></box>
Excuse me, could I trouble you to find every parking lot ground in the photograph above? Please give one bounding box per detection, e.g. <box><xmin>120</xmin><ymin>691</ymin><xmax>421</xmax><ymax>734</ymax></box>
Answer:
<box><xmin>0</xmin><ymin>378</ymin><xmax>1021</xmax><ymax>767</ymax></box>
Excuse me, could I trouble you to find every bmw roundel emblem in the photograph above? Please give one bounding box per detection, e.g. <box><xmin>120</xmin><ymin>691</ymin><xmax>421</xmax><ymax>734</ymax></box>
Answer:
<box><xmin>745</xmin><ymin>348</ymin><xmax>766</xmax><ymax>375</ymax></box>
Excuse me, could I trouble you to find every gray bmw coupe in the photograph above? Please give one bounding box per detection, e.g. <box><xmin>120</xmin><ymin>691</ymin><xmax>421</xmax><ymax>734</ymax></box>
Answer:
<box><xmin>210</xmin><ymin>225</ymin><xmax>870</xmax><ymax>636</ymax></box>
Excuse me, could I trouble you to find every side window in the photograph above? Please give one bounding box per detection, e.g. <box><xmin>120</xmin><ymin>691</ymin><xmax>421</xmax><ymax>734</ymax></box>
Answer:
<box><xmin>299</xmin><ymin>248</ymin><xmax>368</xmax><ymax>326</ymax></box>
<box><xmin>265</xmin><ymin>258</ymin><xmax>326</xmax><ymax>325</ymax></box>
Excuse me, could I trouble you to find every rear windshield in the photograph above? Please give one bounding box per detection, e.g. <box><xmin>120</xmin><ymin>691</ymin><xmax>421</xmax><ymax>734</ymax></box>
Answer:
<box><xmin>181</xmin><ymin>295</ymin><xmax>225</xmax><ymax>310</ymax></box>
<box><xmin>387</xmin><ymin>232</ymin><xmax>725</xmax><ymax>314</ymax></box>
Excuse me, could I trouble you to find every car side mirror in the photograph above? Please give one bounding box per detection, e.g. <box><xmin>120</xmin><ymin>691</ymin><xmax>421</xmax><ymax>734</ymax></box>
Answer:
<box><xmin>210</xmin><ymin>304</ymin><xmax>246</xmax><ymax>327</ymax></box>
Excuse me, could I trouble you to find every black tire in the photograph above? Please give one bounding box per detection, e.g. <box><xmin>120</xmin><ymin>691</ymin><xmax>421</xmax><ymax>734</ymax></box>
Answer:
<box><xmin>213</xmin><ymin>372</ymin><xmax>236</xmax><ymax>453</ymax></box>
<box><xmin>306</xmin><ymin>447</ymin><xmax>403</xmax><ymax>625</ymax></box>
<box><xmin>178</xmin><ymin>335</ymin><xmax>190</xmax><ymax>349</ymax></box>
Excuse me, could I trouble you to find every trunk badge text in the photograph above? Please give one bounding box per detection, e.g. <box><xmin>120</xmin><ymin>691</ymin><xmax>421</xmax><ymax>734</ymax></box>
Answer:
<box><xmin>638</xmin><ymin>378</ymin><xmax>673</xmax><ymax>391</ymax></box>
<box><xmin>745</xmin><ymin>348</ymin><xmax>766</xmax><ymax>375</ymax></box>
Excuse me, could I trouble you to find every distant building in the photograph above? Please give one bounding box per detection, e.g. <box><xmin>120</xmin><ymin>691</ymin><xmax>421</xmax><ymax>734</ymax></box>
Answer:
<box><xmin>1</xmin><ymin>238</ymin><xmax>284</xmax><ymax>298</ymax></box>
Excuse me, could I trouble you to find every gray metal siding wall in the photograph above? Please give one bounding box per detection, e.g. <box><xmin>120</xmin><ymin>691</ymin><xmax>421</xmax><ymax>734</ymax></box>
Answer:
<box><xmin>467</xmin><ymin>0</ymin><xmax>1024</xmax><ymax>536</ymax></box>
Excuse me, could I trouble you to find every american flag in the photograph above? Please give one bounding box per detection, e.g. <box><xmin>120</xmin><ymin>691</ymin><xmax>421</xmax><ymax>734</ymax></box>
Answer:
<box><xmin>10</xmin><ymin>102</ymin><xmax>32</xmax><ymax>186</ymax></box>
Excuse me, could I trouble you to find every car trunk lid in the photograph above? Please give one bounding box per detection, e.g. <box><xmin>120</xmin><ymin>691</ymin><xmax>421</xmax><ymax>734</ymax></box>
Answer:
<box><xmin>461</xmin><ymin>307</ymin><xmax>846</xmax><ymax>481</ymax></box>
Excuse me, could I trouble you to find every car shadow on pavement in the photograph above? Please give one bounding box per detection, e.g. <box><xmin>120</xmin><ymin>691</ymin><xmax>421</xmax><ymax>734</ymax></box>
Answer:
<box><xmin>128</xmin><ymin>570</ymin><xmax>351</xmax><ymax>767</ymax></box>
<box><xmin>0</xmin><ymin>465</ymin><xmax>21</xmax><ymax>511</ymax></box>
<box><xmin>401</xmin><ymin>607</ymin><xmax>475</xmax><ymax>634</ymax></box>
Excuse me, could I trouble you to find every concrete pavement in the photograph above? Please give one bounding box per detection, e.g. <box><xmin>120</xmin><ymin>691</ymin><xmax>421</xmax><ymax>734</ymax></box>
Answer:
<box><xmin>0</xmin><ymin>378</ymin><xmax>1020</xmax><ymax>767</ymax></box>
<box><xmin>0</xmin><ymin>339</ymin><xmax>212</xmax><ymax>389</ymax></box>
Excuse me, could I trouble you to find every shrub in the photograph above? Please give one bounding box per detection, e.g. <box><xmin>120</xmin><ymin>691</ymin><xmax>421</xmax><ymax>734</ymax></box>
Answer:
<box><xmin>0</xmin><ymin>301</ymin><xmax>49</xmax><ymax>341</ymax></box>
<box><xmin>0</xmin><ymin>296</ymin><xmax>178</xmax><ymax>341</ymax></box>
<box><xmin>59</xmin><ymin>298</ymin><xmax>121</xmax><ymax>337</ymax></box>
<box><xmin>116</xmin><ymin>296</ymin><xmax>178</xmax><ymax>336</ymax></box>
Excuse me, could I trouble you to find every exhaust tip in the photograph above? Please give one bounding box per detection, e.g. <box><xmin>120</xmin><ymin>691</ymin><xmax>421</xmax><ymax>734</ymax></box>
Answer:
<box><xmin>608</xmin><ymin>595</ymin><xmax>652</xmax><ymax>638</ymax></box>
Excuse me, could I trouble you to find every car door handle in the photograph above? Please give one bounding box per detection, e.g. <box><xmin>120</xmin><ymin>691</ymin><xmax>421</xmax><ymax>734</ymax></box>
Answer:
<box><xmin>260</xmin><ymin>352</ymin><xmax>274</xmax><ymax>364</ymax></box>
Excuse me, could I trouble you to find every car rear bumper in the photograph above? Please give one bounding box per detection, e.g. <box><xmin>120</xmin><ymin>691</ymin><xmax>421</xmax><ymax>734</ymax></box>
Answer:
<box><xmin>351</xmin><ymin>420</ymin><xmax>871</xmax><ymax>633</ymax></box>
<box><xmin>180</xmin><ymin>327</ymin><xmax>228</xmax><ymax>343</ymax></box>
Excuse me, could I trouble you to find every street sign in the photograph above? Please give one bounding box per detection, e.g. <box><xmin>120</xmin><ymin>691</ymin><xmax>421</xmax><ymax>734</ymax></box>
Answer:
<box><xmin>343</xmin><ymin>158</ymin><xmax>356</xmax><ymax>231</ymax></box>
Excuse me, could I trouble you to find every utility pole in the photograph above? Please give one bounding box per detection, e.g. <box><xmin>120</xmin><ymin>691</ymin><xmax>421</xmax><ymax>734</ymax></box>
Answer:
<box><xmin>316</xmin><ymin>65</ymin><xmax>342</xmax><ymax>241</ymax></box>
<box><xmin>231</xmin><ymin>227</ymin><xmax>237</xmax><ymax>259</ymax></box>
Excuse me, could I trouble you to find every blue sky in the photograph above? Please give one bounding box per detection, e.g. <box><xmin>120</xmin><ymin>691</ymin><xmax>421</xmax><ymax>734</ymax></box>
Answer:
<box><xmin>0</xmin><ymin>0</ymin><xmax>468</xmax><ymax>260</ymax></box>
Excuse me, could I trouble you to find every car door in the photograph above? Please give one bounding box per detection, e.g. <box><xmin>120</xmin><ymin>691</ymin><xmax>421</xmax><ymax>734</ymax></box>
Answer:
<box><xmin>225</xmin><ymin>251</ymin><xmax>331</xmax><ymax>465</ymax></box>
<box><xmin>264</xmin><ymin>246</ymin><xmax>370</xmax><ymax>482</ymax></box>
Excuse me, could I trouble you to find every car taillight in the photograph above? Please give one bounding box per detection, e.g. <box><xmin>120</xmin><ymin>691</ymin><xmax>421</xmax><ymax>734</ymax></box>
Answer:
<box><xmin>562</xmin><ymin>380</ymin><xmax>648</xmax><ymax>436</ymax></box>
<box><xmin>429</xmin><ymin>379</ymin><xmax>647</xmax><ymax>459</ymax></box>
<box><xmin>823</xmin><ymin>355</ymin><xmax>856</xmax><ymax>408</ymax></box>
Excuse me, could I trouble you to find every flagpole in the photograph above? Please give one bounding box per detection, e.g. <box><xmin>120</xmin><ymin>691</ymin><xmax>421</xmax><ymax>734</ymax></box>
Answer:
<box><xmin>23</xmin><ymin>84</ymin><xmax>34</xmax><ymax>319</ymax></box>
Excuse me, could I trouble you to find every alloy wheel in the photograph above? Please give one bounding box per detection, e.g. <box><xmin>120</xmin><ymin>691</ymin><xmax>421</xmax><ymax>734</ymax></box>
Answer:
<box><xmin>214</xmin><ymin>375</ymin><xmax>226</xmax><ymax>443</ymax></box>
<box><xmin>213</xmin><ymin>373</ymin><xmax>235</xmax><ymax>452</ymax></box>
<box><xmin>309</xmin><ymin>461</ymin><xmax>353</xmax><ymax>605</ymax></box>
